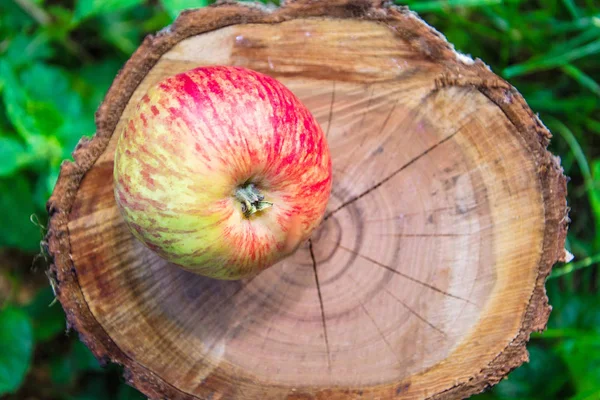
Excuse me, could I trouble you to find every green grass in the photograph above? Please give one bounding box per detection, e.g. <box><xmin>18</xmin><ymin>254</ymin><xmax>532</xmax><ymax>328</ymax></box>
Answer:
<box><xmin>0</xmin><ymin>0</ymin><xmax>599</xmax><ymax>399</ymax></box>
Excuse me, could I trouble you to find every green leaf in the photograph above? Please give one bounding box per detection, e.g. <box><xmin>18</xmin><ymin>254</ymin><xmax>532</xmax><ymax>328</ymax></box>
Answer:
<box><xmin>0</xmin><ymin>307</ymin><xmax>34</xmax><ymax>395</ymax></box>
<box><xmin>561</xmin><ymin>64</ymin><xmax>600</xmax><ymax>97</ymax></box>
<box><xmin>44</xmin><ymin>5</ymin><xmax>77</xmax><ymax>41</ymax></box>
<box><xmin>571</xmin><ymin>388</ymin><xmax>600</xmax><ymax>400</ymax></box>
<box><xmin>97</xmin><ymin>12</ymin><xmax>144</xmax><ymax>55</ymax></box>
<box><xmin>160</xmin><ymin>0</ymin><xmax>208</xmax><ymax>19</ymax></box>
<box><xmin>77</xmin><ymin>59</ymin><xmax>123</xmax><ymax>113</ymax></box>
<box><xmin>117</xmin><ymin>383</ymin><xmax>146</xmax><ymax>400</ymax></box>
<box><xmin>69</xmin><ymin>374</ymin><xmax>111</xmax><ymax>400</ymax></box>
<box><xmin>504</xmin><ymin>37</ymin><xmax>600</xmax><ymax>78</ymax></box>
<box><xmin>0</xmin><ymin>175</ymin><xmax>42</xmax><ymax>252</ymax></box>
<box><xmin>550</xmin><ymin>253</ymin><xmax>600</xmax><ymax>279</ymax></box>
<box><xmin>74</xmin><ymin>0</ymin><xmax>145</xmax><ymax>22</ymax></box>
<box><xmin>488</xmin><ymin>345</ymin><xmax>570</xmax><ymax>399</ymax></box>
<box><xmin>556</xmin><ymin>338</ymin><xmax>600</xmax><ymax>395</ymax></box>
<box><xmin>547</xmin><ymin>290</ymin><xmax>600</xmax><ymax>332</ymax></box>
<box><xmin>0</xmin><ymin>62</ymin><xmax>63</xmax><ymax>149</ymax></box>
<box><xmin>548</xmin><ymin>15</ymin><xmax>600</xmax><ymax>34</ymax></box>
<box><xmin>50</xmin><ymin>340</ymin><xmax>103</xmax><ymax>389</ymax></box>
<box><xmin>3</xmin><ymin>33</ymin><xmax>53</xmax><ymax>69</ymax></box>
<box><xmin>71</xmin><ymin>340</ymin><xmax>103</xmax><ymax>373</ymax></box>
<box><xmin>562</xmin><ymin>0</ymin><xmax>582</xmax><ymax>19</ymax></box>
<box><xmin>24</xmin><ymin>286</ymin><xmax>66</xmax><ymax>342</ymax></box>
<box><xmin>20</xmin><ymin>64</ymin><xmax>95</xmax><ymax>144</ymax></box>
<box><xmin>0</xmin><ymin>60</ymin><xmax>91</xmax><ymax>163</ymax></box>
<box><xmin>587</xmin><ymin>119</ymin><xmax>600</xmax><ymax>135</ymax></box>
<box><xmin>547</xmin><ymin>117</ymin><xmax>600</xmax><ymax>249</ymax></box>
<box><xmin>34</xmin><ymin>168</ymin><xmax>59</xmax><ymax>211</ymax></box>
<box><xmin>50</xmin><ymin>354</ymin><xmax>75</xmax><ymax>388</ymax></box>
<box><xmin>0</xmin><ymin>137</ymin><xmax>27</xmax><ymax>177</ymax></box>
<box><xmin>396</xmin><ymin>0</ymin><xmax>507</xmax><ymax>13</ymax></box>
<box><xmin>0</xmin><ymin>0</ymin><xmax>36</xmax><ymax>34</ymax></box>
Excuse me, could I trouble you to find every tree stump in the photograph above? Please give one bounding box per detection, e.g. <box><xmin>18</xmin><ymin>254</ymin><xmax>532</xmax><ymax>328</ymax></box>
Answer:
<box><xmin>46</xmin><ymin>1</ymin><xmax>569</xmax><ymax>399</ymax></box>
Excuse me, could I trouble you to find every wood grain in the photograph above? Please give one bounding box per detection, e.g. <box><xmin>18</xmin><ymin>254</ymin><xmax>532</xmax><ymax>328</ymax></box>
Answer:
<box><xmin>47</xmin><ymin>1</ymin><xmax>569</xmax><ymax>399</ymax></box>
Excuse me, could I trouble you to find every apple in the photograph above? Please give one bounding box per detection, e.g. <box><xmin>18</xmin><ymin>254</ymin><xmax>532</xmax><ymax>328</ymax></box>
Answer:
<box><xmin>114</xmin><ymin>66</ymin><xmax>332</xmax><ymax>280</ymax></box>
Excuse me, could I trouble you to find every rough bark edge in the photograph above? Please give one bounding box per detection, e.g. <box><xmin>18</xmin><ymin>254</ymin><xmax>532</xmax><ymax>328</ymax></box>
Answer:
<box><xmin>426</xmin><ymin>75</ymin><xmax>568</xmax><ymax>400</ymax></box>
<box><xmin>44</xmin><ymin>1</ymin><xmax>569</xmax><ymax>399</ymax></box>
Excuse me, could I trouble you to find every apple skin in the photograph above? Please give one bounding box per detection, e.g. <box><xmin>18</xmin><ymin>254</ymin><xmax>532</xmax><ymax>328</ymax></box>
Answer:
<box><xmin>114</xmin><ymin>66</ymin><xmax>332</xmax><ymax>280</ymax></box>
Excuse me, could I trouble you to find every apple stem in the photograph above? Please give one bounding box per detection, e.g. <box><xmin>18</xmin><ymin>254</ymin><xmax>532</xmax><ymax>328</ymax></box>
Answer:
<box><xmin>235</xmin><ymin>183</ymin><xmax>273</xmax><ymax>218</ymax></box>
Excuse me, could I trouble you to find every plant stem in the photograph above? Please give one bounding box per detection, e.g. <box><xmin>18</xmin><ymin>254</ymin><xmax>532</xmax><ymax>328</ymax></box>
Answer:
<box><xmin>235</xmin><ymin>183</ymin><xmax>272</xmax><ymax>217</ymax></box>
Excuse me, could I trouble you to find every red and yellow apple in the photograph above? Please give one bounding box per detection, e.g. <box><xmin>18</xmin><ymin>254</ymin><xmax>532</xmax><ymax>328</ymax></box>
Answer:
<box><xmin>114</xmin><ymin>66</ymin><xmax>332</xmax><ymax>279</ymax></box>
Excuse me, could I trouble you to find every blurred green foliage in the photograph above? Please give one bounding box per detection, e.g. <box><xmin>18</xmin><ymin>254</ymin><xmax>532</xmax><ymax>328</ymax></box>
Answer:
<box><xmin>0</xmin><ymin>0</ymin><xmax>598</xmax><ymax>399</ymax></box>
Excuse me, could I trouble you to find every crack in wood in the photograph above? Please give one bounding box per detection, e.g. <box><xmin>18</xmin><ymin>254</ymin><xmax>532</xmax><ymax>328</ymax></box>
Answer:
<box><xmin>360</xmin><ymin>302</ymin><xmax>405</xmax><ymax>362</ymax></box>
<box><xmin>324</xmin><ymin>130</ymin><xmax>460</xmax><ymax>221</ymax></box>
<box><xmin>383</xmin><ymin>286</ymin><xmax>447</xmax><ymax>337</ymax></box>
<box><xmin>251</xmin><ymin>267</ymin><xmax>297</xmax><ymax>352</ymax></box>
<box><xmin>309</xmin><ymin>239</ymin><xmax>332</xmax><ymax>370</ymax></box>
<box><xmin>358</xmin><ymin>85</ymin><xmax>375</xmax><ymax>147</ymax></box>
<box><xmin>346</xmin><ymin>261</ymin><xmax>447</xmax><ymax>339</ymax></box>
<box><xmin>344</xmin><ymin>272</ymin><xmax>404</xmax><ymax>363</ymax></box>
<box><xmin>326</xmin><ymin>81</ymin><xmax>336</xmax><ymax>140</ymax></box>
<box><xmin>364</xmin><ymin>207</ymin><xmax>455</xmax><ymax>223</ymax></box>
<box><xmin>379</xmin><ymin>233</ymin><xmax>470</xmax><ymax>237</ymax></box>
<box><xmin>376</xmin><ymin>96</ymin><xmax>399</xmax><ymax>140</ymax></box>
<box><xmin>337</xmin><ymin>244</ymin><xmax>475</xmax><ymax>305</ymax></box>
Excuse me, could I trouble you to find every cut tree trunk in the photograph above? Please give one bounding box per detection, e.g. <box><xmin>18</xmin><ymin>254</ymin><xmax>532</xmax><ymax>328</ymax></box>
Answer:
<box><xmin>46</xmin><ymin>1</ymin><xmax>569</xmax><ymax>399</ymax></box>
